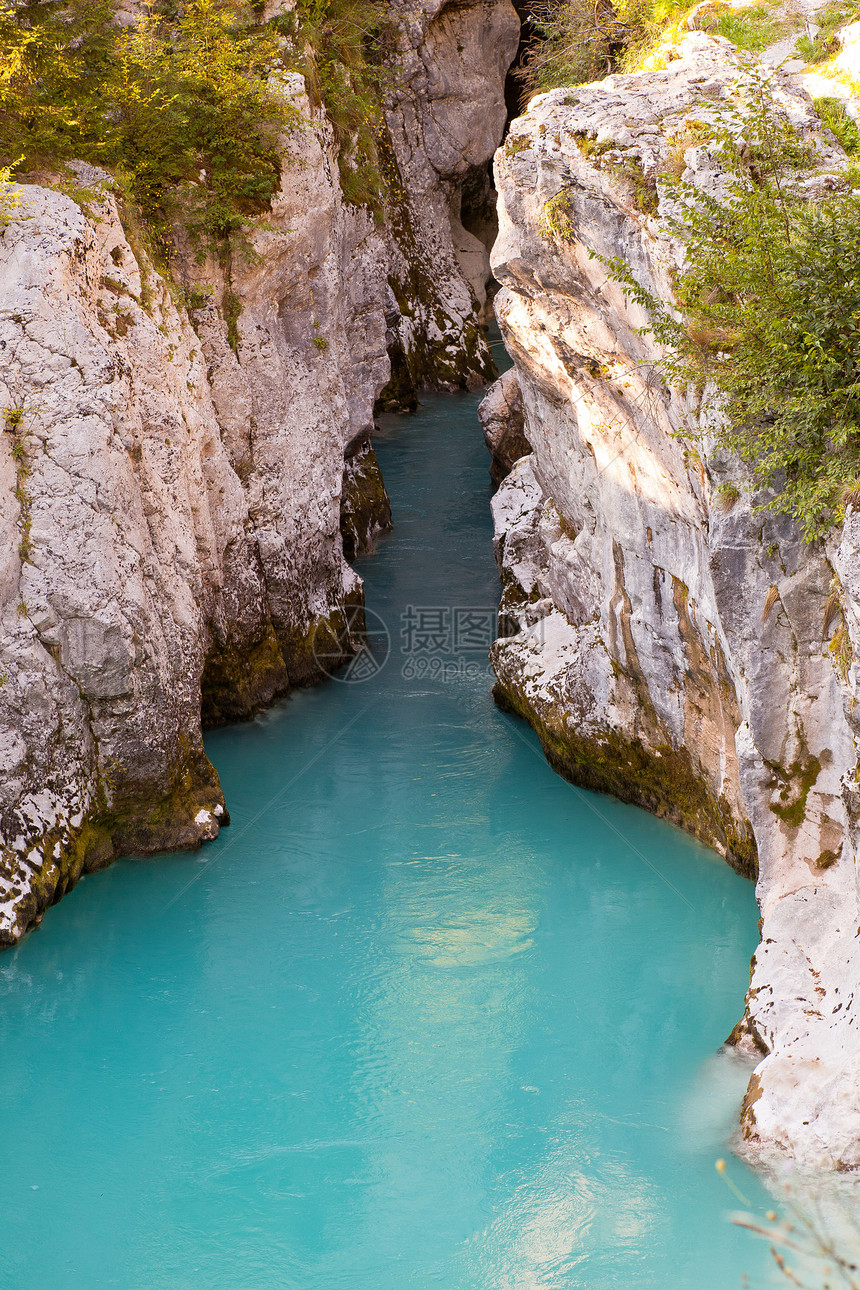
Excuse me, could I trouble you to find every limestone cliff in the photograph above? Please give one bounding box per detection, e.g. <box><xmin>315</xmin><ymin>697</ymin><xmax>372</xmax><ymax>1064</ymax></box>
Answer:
<box><xmin>0</xmin><ymin>0</ymin><xmax>519</xmax><ymax>945</ymax></box>
<box><xmin>380</xmin><ymin>0</ymin><xmax>520</xmax><ymax>402</ymax></box>
<box><xmin>484</xmin><ymin>33</ymin><xmax>860</xmax><ymax>1168</ymax></box>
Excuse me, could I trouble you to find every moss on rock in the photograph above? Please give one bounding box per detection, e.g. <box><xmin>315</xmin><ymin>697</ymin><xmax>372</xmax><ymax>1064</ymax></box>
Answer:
<box><xmin>201</xmin><ymin>620</ymin><xmax>290</xmax><ymax>727</ymax></box>
<box><xmin>374</xmin><ymin>125</ymin><xmax>496</xmax><ymax>405</ymax></box>
<box><xmin>341</xmin><ymin>436</ymin><xmax>393</xmax><ymax>558</ymax></box>
<box><xmin>492</xmin><ymin>677</ymin><xmax>758</xmax><ymax>879</ymax></box>
<box><xmin>0</xmin><ymin>745</ymin><xmax>230</xmax><ymax>947</ymax></box>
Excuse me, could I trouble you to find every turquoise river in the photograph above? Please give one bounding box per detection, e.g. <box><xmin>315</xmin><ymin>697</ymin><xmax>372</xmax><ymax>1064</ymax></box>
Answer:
<box><xmin>0</xmin><ymin>358</ymin><xmax>774</xmax><ymax>1288</ymax></box>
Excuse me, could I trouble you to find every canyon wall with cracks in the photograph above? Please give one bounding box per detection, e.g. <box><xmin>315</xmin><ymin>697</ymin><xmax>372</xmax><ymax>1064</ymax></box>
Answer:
<box><xmin>0</xmin><ymin>0</ymin><xmax>520</xmax><ymax>945</ymax></box>
<box><xmin>483</xmin><ymin>33</ymin><xmax>860</xmax><ymax>1168</ymax></box>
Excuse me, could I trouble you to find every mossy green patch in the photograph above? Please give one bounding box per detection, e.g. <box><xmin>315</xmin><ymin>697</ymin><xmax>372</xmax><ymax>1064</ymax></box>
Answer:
<box><xmin>538</xmin><ymin>190</ymin><xmax>576</xmax><ymax>242</ymax></box>
<box><xmin>492</xmin><ymin>678</ymin><xmax>758</xmax><ymax>879</ymax></box>
<box><xmin>340</xmin><ymin>438</ymin><xmax>393</xmax><ymax>558</ymax></box>
<box><xmin>96</xmin><ymin>745</ymin><xmax>227</xmax><ymax>857</ymax></box>
<box><xmin>767</xmin><ymin>751</ymin><xmax>821</xmax><ymax>829</ymax></box>
<box><xmin>201</xmin><ymin>620</ymin><xmax>289</xmax><ymax>726</ymax></box>
<box><xmin>374</xmin><ymin>126</ymin><xmax>496</xmax><ymax>402</ymax></box>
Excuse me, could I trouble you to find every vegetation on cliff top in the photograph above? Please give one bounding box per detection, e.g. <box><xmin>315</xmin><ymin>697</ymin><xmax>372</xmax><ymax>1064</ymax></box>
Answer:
<box><xmin>521</xmin><ymin>0</ymin><xmax>860</xmax><ymax>540</ymax></box>
<box><xmin>602</xmin><ymin>66</ymin><xmax>860</xmax><ymax>540</ymax></box>
<box><xmin>0</xmin><ymin>0</ymin><xmax>393</xmax><ymax>252</ymax></box>
<box><xmin>516</xmin><ymin>0</ymin><xmax>798</xmax><ymax>97</ymax></box>
<box><xmin>283</xmin><ymin>0</ymin><xmax>395</xmax><ymax>211</ymax></box>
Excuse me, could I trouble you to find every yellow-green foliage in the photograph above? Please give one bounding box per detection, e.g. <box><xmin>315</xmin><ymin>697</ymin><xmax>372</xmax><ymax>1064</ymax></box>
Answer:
<box><xmin>538</xmin><ymin>189</ymin><xmax>575</xmax><ymax>240</ymax></box>
<box><xmin>1</xmin><ymin>0</ymin><xmax>289</xmax><ymax>246</ymax></box>
<box><xmin>795</xmin><ymin>0</ymin><xmax>860</xmax><ymax>61</ymax></box>
<box><xmin>815</xmin><ymin>95</ymin><xmax>860</xmax><ymax>156</ymax></box>
<box><xmin>0</xmin><ymin>156</ymin><xmax>21</xmax><ymax>223</ymax></box>
<box><xmin>517</xmin><ymin>0</ymin><xmax>795</xmax><ymax>94</ymax></box>
<box><xmin>599</xmin><ymin>69</ymin><xmax>860</xmax><ymax>540</ymax></box>
<box><xmin>0</xmin><ymin>0</ymin><xmax>392</xmax><ymax>245</ymax></box>
<box><xmin>517</xmin><ymin>0</ymin><xmax>698</xmax><ymax>96</ymax></box>
<box><xmin>274</xmin><ymin>0</ymin><xmax>396</xmax><ymax>212</ymax></box>
<box><xmin>708</xmin><ymin>4</ymin><xmax>796</xmax><ymax>54</ymax></box>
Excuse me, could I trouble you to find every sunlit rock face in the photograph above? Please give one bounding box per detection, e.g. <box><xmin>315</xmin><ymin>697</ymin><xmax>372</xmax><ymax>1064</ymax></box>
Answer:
<box><xmin>0</xmin><ymin>4</ymin><xmax>518</xmax><ymax>945</ymax></box>
<box><xmin>485</xmin><ymin>32</ymin><xmax>860</xmax><ymax>1168</ymax></box>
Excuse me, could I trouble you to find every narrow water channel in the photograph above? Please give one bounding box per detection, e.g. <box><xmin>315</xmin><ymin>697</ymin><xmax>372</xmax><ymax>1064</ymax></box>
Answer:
<box><xmin>0</xmin><ymin>363</ymin><xmax>772</xmax><ymax>1288</ymax></box>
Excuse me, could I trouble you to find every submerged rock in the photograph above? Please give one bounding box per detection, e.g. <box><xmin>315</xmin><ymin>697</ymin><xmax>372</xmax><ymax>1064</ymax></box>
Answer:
<box><xmin>488</xmin><ymin>33</ymin><xmax>860</xmax><ymax>1167</ymax></box>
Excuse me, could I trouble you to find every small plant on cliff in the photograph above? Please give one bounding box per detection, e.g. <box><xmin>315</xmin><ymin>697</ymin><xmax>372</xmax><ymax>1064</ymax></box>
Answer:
<box><xmin>815</xmin><ymin>96</ymin><xmax>860</xmax><ymax>159</ymax></box>
<box><xmin>824</xmin><ymin>578</ymin><xmax>854</xmax><ymax>677</ymax></box>
<box><xmin>598</xmin><ymin>64</ymin><xmax>860</xmax><ymax>541</ymax></box>
<box><xmin>714</xmin><ymin>480</ymin><xmax>741</xmax><ymax>511</ymax></box>
<box><xmin>0</xmin><ymin>156</ymin><xmax>21</xmax><ymax>224</ymax></box>
<box><xmin>709</xmin><ymin>4</ymin><xmax>796</xmax><ymax>55</ymax></box>
<box><xmin>794</xmin><ymin>0</ymin><xmax>860</xmax><ymax>63</ymax></box>
<box><xmin>538</xmin><ymin>189</ymin><xmax>576</xmax><ymax>241</ymax></box>
<box><xmin>5</xmin><ymin>407</ymin><xmax>32</xmax><ymax>561</ymax></box>
<box><xmin>222</xmin><ymin>287</ymin><xmax>242</xmax><ymax>353</ymax></box>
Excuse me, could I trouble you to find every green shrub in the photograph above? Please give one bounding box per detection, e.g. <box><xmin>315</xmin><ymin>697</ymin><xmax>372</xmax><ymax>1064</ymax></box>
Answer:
<box><xmin>517</xmin><ymin>0</ymin><xmax>631</xmax><ymax>92</ymax></box>
<box><xmin>710</xmin><ymin>5</ymin><xmax>794</xmax><ymax>53</ymax></box>
<box><xmin>0</xmin><ymin>0</ymin><xmax>291</xmax><ymax>249</ymax></box>
<box><xmin>815</xmin><ymin>96</ymin><xmax>860</xmax><ymax>157</ymax></box>
<box><xmin>0</xmin><ymin>0</ymin><xmax>392</xmax><ymax>248</ymax></box>
<box><xmin>275</xmin><ymin>0</ymin><xmax>396</xmax><ymax>212</ymax></box>
<box><xmin>0</xmin><ymin>156</ymin><xmax>21</xmax><ymax>223</ymax></box>
<box><xmin>599</xmin><ymin>66</ymin><xmax>860</xmax><ymax>540</ymax></box>
<box><xmin>516</xmin><ymin>0</ymin><xmax>701</xmax><ymax>98</ymax></box>
<box><xmin>795</xmin><ymin>0</ymin><xmax>860</xmax><ymax>61</ymax></box>
<box><xmin>538</xmin><ymin>189</ymin><xmax>576</xmax><ymax>240</ymax></box>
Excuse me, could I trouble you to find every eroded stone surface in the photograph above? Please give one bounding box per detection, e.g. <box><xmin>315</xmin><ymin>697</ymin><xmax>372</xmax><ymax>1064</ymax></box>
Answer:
<box><xmin>0</xmin><ymin>4</ymin><xmax>518</xmax><ymax>945</ymax></box>
<box><xmin>478</xmin><ymin>367</ymin><xmax>531</xmax><ymax>483</ymax></box>
<box><xmin>489</xmin><ymin>33</ymin><xmax>860</xmax><ymax>1167</ymax></box>
<box><xmin>380</xmin><ymin>0</ymin><xmax>521</xmax><ymax>400</ymax></box>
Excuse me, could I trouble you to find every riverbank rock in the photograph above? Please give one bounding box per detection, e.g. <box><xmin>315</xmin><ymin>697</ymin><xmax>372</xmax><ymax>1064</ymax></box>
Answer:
<box><xmin>0</xmin><ymin>1</ymin><xmax>519</xmax><ymax>945</ymax></box>
<box><xmin>478</xmin><ymin>368</ymin><xmax>531</xmax><ymax>483</ymax></box>
<box><xmin>488</xmin><ymin>32</ymin><xmax>860</xmax><ymax>1168</ymax></box>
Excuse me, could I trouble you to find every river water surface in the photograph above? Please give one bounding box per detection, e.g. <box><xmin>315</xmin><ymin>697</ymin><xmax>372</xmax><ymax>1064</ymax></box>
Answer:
<box><xmin>0</xmin><ymin>367</ymin><xmax>773</xmax><ymax>1287</ymax></box>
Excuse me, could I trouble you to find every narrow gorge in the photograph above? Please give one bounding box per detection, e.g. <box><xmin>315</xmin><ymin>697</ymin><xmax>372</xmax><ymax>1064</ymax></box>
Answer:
<box><xmin>0</xmin><ymin>0</ymin><xmax>519</xmax><ymax>937</ymax></box>
<box><xmin>3</xmin><ymin>0</ymin><xmax>860</xmax><ymax>1271</ymax></box>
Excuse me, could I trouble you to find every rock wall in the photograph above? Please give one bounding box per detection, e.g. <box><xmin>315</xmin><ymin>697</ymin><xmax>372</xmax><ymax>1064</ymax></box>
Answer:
<box><xmin>381</xmin><ymin>0</ymin><xmax>521</xmax><ymax>403</ymax></box>
<box><xmin>0</xmin><ymin>2</ymin><xmax>518</xmax><ymax>946</ymax></box>
<box><xmin>484</xmin><ymin>33</ymin><xmax>860</xmax><ymax>1168</ymax></box>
